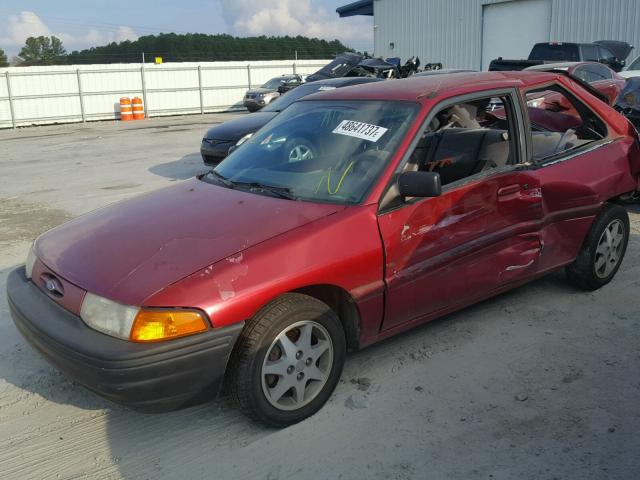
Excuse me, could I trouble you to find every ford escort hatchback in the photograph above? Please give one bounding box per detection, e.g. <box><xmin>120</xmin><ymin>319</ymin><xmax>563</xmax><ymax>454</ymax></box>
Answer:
<box><xmin>8</xmin><ymin>72</ymin><xmax>640</xmax><ymax>427</ymax></box>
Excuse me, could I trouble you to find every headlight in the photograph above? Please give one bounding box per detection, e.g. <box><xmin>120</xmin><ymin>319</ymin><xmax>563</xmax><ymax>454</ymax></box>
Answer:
<box><xmin>235</xmin><ymin>132</ymin><xmax>253</xmax><ymax>147</ymax></box>
<box><xmin>80</xmin><ymin>292</ymin><xmax>209</xmax><ymax>342</ymax></box>
<box><xmin>25</xmin><ymin>243</ymin><xmax>37</xmax><ymax>279</ymax></box>
<box><xmin>80</xmin><ymin>292</ymin><xmax>139</xmax><ymax>340</ymax></box>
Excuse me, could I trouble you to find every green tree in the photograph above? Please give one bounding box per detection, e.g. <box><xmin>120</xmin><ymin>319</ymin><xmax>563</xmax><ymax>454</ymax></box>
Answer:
<box><xmin>19</xmin><ymin>36</ymin><xmax>67</xmax><ymax>65</ymax></box>
<box><xmin>0</xmin><ymin>47</ymin><xmax>8</xmax><ymax>67</ymax></box>
<box><xmin>66</xmin><ymin>33</ymin><xmax>353</xmax><ymax>64</ymax></box>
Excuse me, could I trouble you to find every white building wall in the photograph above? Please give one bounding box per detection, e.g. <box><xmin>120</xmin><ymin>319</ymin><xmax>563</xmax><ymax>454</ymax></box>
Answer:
<box><xmin>0</xmin><ymin>60</ymin><xmax>329</xmax><ymax>129</ymax></box>
<box><xmin>373</xmin><ymin>0</ymin><xmax>640</xmax><ymax>70</ymax></box>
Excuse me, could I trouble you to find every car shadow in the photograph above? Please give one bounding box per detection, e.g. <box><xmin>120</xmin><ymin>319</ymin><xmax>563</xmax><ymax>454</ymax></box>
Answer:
<box><xmin>626</xmin><ymin>202</ymin><xmax>640</xmax><ymax>215</ymax></box>
<box><xmin>148</xmin><ymin>153</ymin><xmax>210</xmax><ymax>180</ymax></box>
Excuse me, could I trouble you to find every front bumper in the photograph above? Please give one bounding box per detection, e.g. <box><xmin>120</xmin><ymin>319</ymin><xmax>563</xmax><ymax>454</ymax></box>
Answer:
<box><xmin>200</xmin><ymin>139</ymin><xmax>234</xmax><ymax>166</ymax></box>
<box><xmin>243</xmin><ymin>96</ymin><xmax>276</xmax><ymax>111</ymax></box>
<box><xmin>7</xmin><ymin>267</ymin><xmax>244</xmax><ymax>411</ymax></box>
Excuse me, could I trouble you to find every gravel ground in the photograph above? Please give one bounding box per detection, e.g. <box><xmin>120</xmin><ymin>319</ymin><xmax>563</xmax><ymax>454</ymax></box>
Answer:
<box><xmin>0</xmin><ymin>116</ymin><xmax>639</xmax><ymax>480</ymax></box>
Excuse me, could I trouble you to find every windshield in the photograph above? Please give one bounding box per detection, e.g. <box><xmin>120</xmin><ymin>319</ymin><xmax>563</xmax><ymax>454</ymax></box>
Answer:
<box><xmin>628</xmin><ymin>56</ymin><xmax>640</xmax><ymax>70</ymax></box>
<box><xmin>263</xmin><ymin>83</ymin><xmax>337</xmax><ymax>112</ymax></box>
<box><xmin>261</xmin><ymin>77</ymin><xmax>290</xmax><ymax>90</ymax></box>
<box><xmin>211</xmin><ymin>100</ymin><xmax>420</xmax><ymax>205</ymax></box>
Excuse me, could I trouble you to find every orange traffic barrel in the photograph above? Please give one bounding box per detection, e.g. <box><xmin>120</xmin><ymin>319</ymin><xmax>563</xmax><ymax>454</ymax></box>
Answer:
<box><xmin>132</xmin><ymin>96</ymin><xmax>145</xmax><ymax>120</ymax></box>
<box><xmin>119</xmin><ymin>97</ymin><xmax>132</xmax><ymax>121</ymax></box>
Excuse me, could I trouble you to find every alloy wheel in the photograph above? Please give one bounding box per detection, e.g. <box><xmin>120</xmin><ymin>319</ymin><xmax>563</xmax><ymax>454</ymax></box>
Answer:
<box><xmin>261</xmin><ymin>320</ymin><xmax>334</xmax><ymax>411</ymax></box>
<box><xmin>594</xmin><ymin>219</ymin><xmax>625</xmax><ymax>278</ymax></box>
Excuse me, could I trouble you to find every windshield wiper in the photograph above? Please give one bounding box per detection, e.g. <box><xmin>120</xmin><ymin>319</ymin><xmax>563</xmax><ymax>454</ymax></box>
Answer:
<box><xmin>236</xmin><ymin>181</ymin><xmax>298</xmax><ymax>200</ymax></box>
<box><xmin>205</xmin><ymin>172</ymin><xmax>296</xmax><ymax>200</ymax></box>
<box><xmin>208</xmin><ymin>170</ymin><xmax>234</xmax><ymax>188</ymax></box>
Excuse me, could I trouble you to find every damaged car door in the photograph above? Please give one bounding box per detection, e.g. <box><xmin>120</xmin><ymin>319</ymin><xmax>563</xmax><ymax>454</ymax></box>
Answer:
<box><xmin>378</xmin><ymin>89</ymin><xmax>544</xmax><ymax>331</ymax></box>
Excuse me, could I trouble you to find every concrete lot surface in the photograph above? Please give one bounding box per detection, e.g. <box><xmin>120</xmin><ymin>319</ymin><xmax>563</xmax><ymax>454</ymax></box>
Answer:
<box><xmin>0</xmin><ymin>116</ymin><xmax>639</xmax><ymax>480</ymax></box>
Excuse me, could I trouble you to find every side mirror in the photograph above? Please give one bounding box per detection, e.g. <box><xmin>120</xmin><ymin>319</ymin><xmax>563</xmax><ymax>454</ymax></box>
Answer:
<box><xmin>398</xmin><ymin>171</ymin><xmax>441</xmax><ymax>198</ymax></box>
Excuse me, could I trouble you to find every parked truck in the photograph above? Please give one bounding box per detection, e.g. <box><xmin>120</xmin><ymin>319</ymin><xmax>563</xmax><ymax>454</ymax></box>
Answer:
<box><xmin>489</xmin><ymin>41</ymin><xmax>633</xmax><ymax>73</ymax></box>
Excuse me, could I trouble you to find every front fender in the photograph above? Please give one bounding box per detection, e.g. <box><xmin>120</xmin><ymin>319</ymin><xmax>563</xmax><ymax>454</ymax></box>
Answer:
<box><xmin>143</xmin><ymin>205</ymin><xmax>385</xmax><ymax>335</ymax></box>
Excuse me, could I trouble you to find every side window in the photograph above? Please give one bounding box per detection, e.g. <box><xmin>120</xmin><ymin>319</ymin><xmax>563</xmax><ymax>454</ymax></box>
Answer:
<box><xmin>403</xmin><ymin>95</ymin><xmax>516</xmax><ymax>186</ymax></box>
<box><xmin>526</xmin><ymin>84</ymin><xmax>607</xmax><ymax>161</ymax></box>
<box><xmin>572</xmin><ymin>67</ymin><xmax>593</xmax><ymax>82</ymax></box>
<box><xmin>590</xmin><ymin>63</ymin><xmax>612</xmax><ymax>80</ymax></box>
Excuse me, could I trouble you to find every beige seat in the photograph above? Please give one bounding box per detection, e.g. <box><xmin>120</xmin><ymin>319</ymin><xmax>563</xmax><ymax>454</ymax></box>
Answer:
<box><xmin>417</xmin><ymin>128</ymin><xmax>511</xmax><ymax>184</ymax></box>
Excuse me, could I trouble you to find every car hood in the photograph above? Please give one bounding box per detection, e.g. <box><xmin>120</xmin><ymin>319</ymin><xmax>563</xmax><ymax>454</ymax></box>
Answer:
<box><xmin>246</xmin><ymin>88</ymin><xmax>276</xmax><ymax>95</ymax></box>
<box><xmin>35</xmin><ymin>178</ymin><xmax>343</xmax><ymax>306</ymax></box>
<box><xmin>307</xmin><ymin>53</ymin><xmax>363</xmax><ymax>82</ymax></box>
<box><xmin>595</xmin><ymin>40</ymin><xmax>634</xmax><ymax>61</ymax></box>
<box><xmin>619</xmin><ymin>70</ymin><xmax>640</xmax><ymax>79</ymax></box>
<box><xmin>204</xmin><ymin>111</ymin><xmax>277</xmax><ymax>141</ymax></box>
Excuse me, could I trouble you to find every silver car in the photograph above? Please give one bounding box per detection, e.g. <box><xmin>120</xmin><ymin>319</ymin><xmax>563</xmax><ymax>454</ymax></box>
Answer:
<box><xmin>243</xmin><ymin>75</ymin><xmax>305</xmax><ymax>112</ymax></box>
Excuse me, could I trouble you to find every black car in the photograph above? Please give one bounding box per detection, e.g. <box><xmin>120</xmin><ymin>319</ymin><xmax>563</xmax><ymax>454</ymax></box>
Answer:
<box><xmin>200</xmin><ymin>76</ymin><xmax>383</xmax><ymax>166</ymax></box>
<box><xmin>277</xmin><ymin>53</ymin><xmax>364</xmax><ymax>94</ymax></box>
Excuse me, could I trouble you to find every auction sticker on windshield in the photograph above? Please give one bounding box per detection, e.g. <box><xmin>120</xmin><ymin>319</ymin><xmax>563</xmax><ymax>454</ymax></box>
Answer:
<box><xmin>332</xmin><ymin>120</ymin><xmax>388</xmax><ymax>142</ymax></box>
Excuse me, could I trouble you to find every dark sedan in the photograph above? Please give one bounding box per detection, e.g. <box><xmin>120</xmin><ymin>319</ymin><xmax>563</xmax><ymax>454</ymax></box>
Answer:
<box><xmin>200</xmin><ymin>77</ymin><xmax>383</xmax><ymax>166</ymax></box>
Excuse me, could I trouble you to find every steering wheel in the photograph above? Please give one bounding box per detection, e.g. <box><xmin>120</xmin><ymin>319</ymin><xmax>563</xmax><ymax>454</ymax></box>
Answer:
<box><xmin>350</xmin><ymin>150</ymin><xmax>390</xmax><ymax>180</ymax></box>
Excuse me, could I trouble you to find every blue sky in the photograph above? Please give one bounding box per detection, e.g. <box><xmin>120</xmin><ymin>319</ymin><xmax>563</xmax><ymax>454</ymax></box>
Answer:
<box><xmin>0</xmin><ymin>0</ymin><xmax>373</xmax><ymax>57</ymax></box>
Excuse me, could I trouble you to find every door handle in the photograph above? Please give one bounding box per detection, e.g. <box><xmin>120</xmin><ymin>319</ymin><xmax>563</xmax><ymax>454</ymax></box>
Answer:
<box><xmin>497</xmin><ymin>184</ymin><xmax>521</xmax><ymax>197</ymax></box>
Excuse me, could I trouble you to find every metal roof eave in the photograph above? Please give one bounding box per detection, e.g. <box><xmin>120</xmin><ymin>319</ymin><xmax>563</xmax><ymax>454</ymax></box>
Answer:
<box><xmin>336</xmin><ymin>0</ymin><xmax>373</xmax><ymax>17</ymax></box>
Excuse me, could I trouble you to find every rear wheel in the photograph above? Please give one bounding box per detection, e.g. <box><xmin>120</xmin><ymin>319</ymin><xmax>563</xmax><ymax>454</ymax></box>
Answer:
<box><xmin>227</xmin><ymin>293</ymin><xmax>346</xmax><ymax>427</ymax></box>
<box><xmin>566</xmin><ymin>203</ymin><xmax>629</xmax><ymax>291</ymax></box>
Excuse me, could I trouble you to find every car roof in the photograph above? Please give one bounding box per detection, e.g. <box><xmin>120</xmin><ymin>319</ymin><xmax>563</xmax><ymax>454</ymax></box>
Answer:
<box><xmin>302</xmin><ymin>71</ymin><xmax>562</xmax><ymax>103</ymax></box>
<box><xmin>525</xmin><ymin>62</ymin><xmax>583</xmax><ymax>71</ymax></box>
<box><xmin>534</xmin><ymin>42</ymin><xmax>582</xmax><ymax>46</ymax></box>
<box><xmin>414</xmin><ymin>69</ymin><xmax>477</xmax><ymax>77</ymax></box>
<box><xmin>305</xmin><ymin>77</ymin><xmax>383</xmax><ymax>87</ymax></box>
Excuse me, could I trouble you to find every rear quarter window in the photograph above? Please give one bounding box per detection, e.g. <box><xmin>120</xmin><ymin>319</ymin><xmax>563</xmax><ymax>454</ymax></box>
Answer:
<box><xmin>525</xmin><ymin>84</ymin><xmax>607</xmax><ymax>162</ymax></box>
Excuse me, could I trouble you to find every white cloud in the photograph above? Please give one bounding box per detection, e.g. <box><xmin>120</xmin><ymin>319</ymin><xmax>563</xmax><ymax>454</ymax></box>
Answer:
<box><xmin>0</xmin><ymin>11</ymin><xmax>51</xmax><ymax>47</ymax></box>
<box><xmin>0</xmin><ymin>11</ymin><xmax>138</xmax><ymax>55</ymax></box>
<box><xmin>219</xmin><ymin>0</ymin><xmax>373</xmax><ymax>51</ymax></box>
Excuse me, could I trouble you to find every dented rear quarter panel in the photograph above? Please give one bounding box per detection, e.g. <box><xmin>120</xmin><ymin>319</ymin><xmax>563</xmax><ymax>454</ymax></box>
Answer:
<box><xmin>530</xmin><ymin>76</ymin><xmax>640</xmax><ymax>271</ymax></box>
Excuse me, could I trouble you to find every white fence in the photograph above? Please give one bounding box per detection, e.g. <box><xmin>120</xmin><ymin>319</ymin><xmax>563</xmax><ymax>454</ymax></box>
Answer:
<box><xmin>0</xmin><ymin>59</ymin><xmax>330</xmax><ymax>129</ymax></box>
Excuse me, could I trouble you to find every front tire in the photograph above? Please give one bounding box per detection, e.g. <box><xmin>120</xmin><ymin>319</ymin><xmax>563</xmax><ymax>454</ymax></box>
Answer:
<box><xmin>227</xmin><ymin>294</ymin><xmax>346</xmax><ymax>427</ymax></box>
<box><xmin>566</xmin><ymin>203</ymin><xmax>630</xmax><ymax>291</ymax></box>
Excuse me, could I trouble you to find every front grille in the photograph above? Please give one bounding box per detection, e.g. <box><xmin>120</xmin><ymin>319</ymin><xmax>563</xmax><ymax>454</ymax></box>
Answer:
<box><xmin>203</xmin><ymin>138</ymin><xmax>227</xmax><ymax>146</ymax></box>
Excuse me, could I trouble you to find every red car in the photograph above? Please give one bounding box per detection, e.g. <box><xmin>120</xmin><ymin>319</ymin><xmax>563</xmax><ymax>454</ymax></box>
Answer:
<box><xmin>525</xmin><ymin>61</ymin><xmax>627</xmax><ymax>105</ymax></box>
<box><xmin>8</xmin><ymin>72</ymin><xmax>640</xmax><ymax>427</ymax></box>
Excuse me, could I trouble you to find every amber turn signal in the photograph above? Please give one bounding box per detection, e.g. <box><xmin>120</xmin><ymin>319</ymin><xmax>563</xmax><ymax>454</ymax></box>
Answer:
<box><xmin>130</xmin><ymin>309</ymin><xmax>208</xmax><ymax>342</ymax></box>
